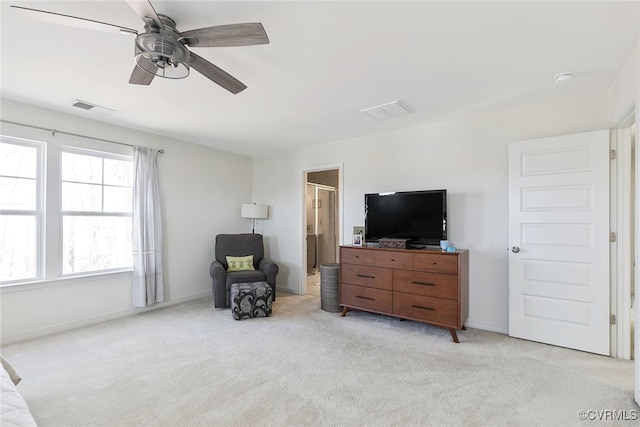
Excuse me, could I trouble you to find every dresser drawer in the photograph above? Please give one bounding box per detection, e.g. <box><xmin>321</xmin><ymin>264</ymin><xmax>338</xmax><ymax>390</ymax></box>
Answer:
<box><xmin>341</xmin><ymin>247</ymin><xmax>376</xmax><ymax>266</ymax></box>
<box><xmin>393</xmin><ymin>270</ymin><xmax>458</xmax><ymax>300</ymax></box>
<box><xmin>373</xmin><ymin>250</ymin><xmax>412</xmax><ymax>269</ymax></box>
<box><xmin>341</xmin><ymin>284</ymin><xmax>392</xmax><ymax>313</ymax></box>
<box><xmin>392</xmin><ymin>293</ymin><xmax>458</xmax><ymax>327</ymax></box>
<box><xmin>412</xmin><ymin>253</ymin><xmax>458</xmax><ymax>274</ymax></box>
<box><xmin>341</xmin><ymin>264</ymin><xmax>392</xmax><ymax>290</ymax></box>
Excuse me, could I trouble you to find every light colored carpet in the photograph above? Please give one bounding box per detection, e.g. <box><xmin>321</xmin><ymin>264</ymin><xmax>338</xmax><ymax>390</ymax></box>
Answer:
<box><xmin>1</xmin><ymin>293</ymin><xmax>636</xmax><ymax>427</ymax></box>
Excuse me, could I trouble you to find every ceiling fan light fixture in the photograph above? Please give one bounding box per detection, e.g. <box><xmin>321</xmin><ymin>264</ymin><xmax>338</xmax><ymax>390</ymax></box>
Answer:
<box><xmin>135</xmin><ymin>52</ymin><xmax>190</xmax><ymax>79</ymax></box>
<box><xmin>134</xmin><ymin>31</ymin><xmax>190</xmax><ymax>79</ymax></box>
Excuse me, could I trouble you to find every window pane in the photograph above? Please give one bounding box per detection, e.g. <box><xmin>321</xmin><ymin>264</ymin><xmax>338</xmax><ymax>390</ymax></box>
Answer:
<box><xmin>0</xmin><ymin>177</ymin><xmax>36</xmax><ymax>210</ymax></box>
<box><xmin>62</xmin><ymin>215</ymin><xmax>132</xmax><ymax>274</ymax></box>
<box><xmin>61</xmin><ymin>152</ymin><xmax>102</xmax><ymax>183</ymax></box>
<box><xmin>62</xmin><ymin>182</ymin><xmax>102</xmax><ymax>211</ymax></box>
<box><xmin>0</xmin><ymin>214</ymin><xmax>37</xmax><ymax>282</ymax></box>
<box><xmin>104</xmin><ymin>186</ymin><xmax>132</xmax><ymax>213</ymax></box>
<box><xmin>104</xmin><ymin>158</ymin><xmax>132</xmax><ymax>186</ymax></box>
<box><xmin>0</xmin><ymin>142</ymin><xmax>37</xmax><ymax>178</ymax></box>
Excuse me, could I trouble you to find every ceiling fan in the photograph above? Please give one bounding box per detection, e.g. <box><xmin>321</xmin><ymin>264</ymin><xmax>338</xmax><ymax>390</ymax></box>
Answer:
<box><xmin>11</xmin><ymin>0</ymin><xmax>269</xmax><ymax>94</ymax></box>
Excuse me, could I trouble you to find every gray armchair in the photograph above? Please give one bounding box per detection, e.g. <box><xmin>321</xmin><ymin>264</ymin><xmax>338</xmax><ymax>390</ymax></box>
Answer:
<box><xmin>210</xmin><ymin>233</ymin><xmax>279</xmax><ymax>308</ymax></box>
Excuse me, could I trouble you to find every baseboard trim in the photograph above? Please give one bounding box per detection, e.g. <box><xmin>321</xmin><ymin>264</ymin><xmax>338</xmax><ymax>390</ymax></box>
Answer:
<box><xmin>0</xmin><ymin>291</ymin><xmax>212</xmax><ymax>345</ymax></box>
<box><xmin>465</xmin><ymin>319</ymin><xmax>508</xmax><ymax>335</ymax></box>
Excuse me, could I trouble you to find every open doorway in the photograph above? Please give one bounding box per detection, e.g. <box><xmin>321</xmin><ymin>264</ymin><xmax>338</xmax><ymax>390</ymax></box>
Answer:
<box><xmin>304</xmin><ymin>169</ymin><xmax>340</xmax><ymax>296</ymax></box>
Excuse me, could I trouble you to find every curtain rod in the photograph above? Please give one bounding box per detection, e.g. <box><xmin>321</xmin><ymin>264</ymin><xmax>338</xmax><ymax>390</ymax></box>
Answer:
<box><xmin>0</xmin><ymin>119</ymin><xmax>165</xmax><ymax>154</ymax></box>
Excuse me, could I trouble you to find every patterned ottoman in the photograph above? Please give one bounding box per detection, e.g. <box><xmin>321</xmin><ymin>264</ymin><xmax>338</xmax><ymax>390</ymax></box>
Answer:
<box><xmin>230</xmin><ymin>281</ymin><xmax>273</xmax><ymax>320</ymax></box>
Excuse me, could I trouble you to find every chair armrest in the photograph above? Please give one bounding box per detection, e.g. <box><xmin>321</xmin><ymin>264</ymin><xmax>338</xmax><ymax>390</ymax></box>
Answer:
<box><xmin>210</xmin><ymin>261</ymin><xmax>226</xmax><ymax>280</ymax></box>
<box><xmin>258</xmin><ymin>258</ymin><xmax>279</xmax><ymax>275</ymax></box>
<box><xmin>258</xmin><ymin>257</ymin><xmax>279</xmax><ymax>286</ymax></box>
<box><xmin>210</xmin><ymin>260</ymin><xmax>228</xmax><ymax>308</ymax></box>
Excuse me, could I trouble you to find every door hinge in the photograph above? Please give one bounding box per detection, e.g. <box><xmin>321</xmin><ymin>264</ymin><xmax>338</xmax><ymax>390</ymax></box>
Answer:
<box><xmin>610</xmin><ymin>149</ymin><xmax>617</xmax><ymax>160</ymax></box>
<box><xmin>610</xmin><ymin>232</ymin><xmax>617</xmax><ymax>242</ymax></box>
<box><xmin>610</xmin><ymin>314</ymin><xmax>617</xmax><ymax>325</ymax></box>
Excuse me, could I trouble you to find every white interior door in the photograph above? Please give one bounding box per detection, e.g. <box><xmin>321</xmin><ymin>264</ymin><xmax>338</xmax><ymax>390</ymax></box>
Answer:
<box><xmin>508</xmin><ymin>130</ymin><xmax>610</xmax><ymax>355</ymax></box>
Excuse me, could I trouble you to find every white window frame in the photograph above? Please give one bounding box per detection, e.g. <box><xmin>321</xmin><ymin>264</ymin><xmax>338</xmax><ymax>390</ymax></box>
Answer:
<box><xmin>0</xmin><ymin>136</ymin><xmax>45</xmax><ymax>284</ymax></box>
<box><xmin>59</xmin><ymin>146</ymin><xmax>133</xmax><ymax>277</ymax></box>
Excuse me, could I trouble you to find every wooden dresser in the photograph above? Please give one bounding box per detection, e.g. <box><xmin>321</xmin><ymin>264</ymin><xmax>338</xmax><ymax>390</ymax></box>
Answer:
<box><xmin>339</xmin><ymin>245</ymin><xmax>469</xmax><ymax>342</ymax></box>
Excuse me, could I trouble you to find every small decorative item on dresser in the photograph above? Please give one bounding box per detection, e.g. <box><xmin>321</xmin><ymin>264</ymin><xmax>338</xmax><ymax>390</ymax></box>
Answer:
<box><xmin>352</xmin><ymin>234</ymin><xmax>363</xmax><ymax>246</ymax></box>
<box><xmin>379</xmin><ymin>238</ymin><xmax>410</xmax><ymax>249</ymax></box>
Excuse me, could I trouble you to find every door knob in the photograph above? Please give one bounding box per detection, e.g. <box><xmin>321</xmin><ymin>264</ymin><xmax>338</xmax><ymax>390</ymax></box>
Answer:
<box><xmin>511</xmin><ymin>246</ymin><xmax>520</xmax><ymax>253</ymax></box>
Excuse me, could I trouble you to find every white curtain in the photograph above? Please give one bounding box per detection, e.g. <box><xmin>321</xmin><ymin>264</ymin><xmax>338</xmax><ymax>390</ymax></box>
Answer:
<box><xmin>132</xmin><ymin>146</ymin><xmax>164</xmax><ymax>307</ymax></box>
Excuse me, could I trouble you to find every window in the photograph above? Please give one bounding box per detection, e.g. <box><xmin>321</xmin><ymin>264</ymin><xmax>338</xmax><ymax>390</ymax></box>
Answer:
<box><xmin>61</xmin><ymin>148</ymin><xmax>133</xmax><ymax>275</ymax></box>
<box><xmin>1</xmin><ymin>133</ymin><xmax>134</xmax><ymax>286</ymax></box>
<box><xmin>0</xmin><ymin>138</ymin><xmax>43</xmax><ymax>283</ymax></box>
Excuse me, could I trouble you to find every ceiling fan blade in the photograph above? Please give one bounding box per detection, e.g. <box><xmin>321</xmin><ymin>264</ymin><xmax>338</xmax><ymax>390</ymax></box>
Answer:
<box><xmin>129</xmin><ymin>57</ymin><xmax>157</xmax><ymax>85</ymax></box>
<box><xmin>181</xmin><ymin>23</ymin><xmax>269</xmax><ymax>47</ymax></box>
<box><xmin>188</xmin><ymin>51</ymin><xmax>247</xmax><ymax>94</ymax></box>
<box><xmin>125</xmin><ymin>0</ymin><xmax>164</xmax><ymax>29</ymax></box>
<box><xmin>11</xmin><ymin>5</ymin><xmax>137</xmax><ymax>35</ymax></box>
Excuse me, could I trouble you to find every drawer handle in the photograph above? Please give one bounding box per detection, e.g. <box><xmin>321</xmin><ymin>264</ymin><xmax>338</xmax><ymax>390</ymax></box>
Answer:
<box><xmin>411</xmin><ymin>304</ymin><xmax>435</xmax><ymax>311</ymax></box>
<box><xmin>356</xmin><ymin>295</ymin><xmax>375</xmax><ymax>301</ymax></box>
<box><xmin>412</xmin><ymin>281</ymin><xmax>435</xmax><ymax>287</ymax></box>
<box><xmin>356</xmin><ymin>274</ymin><xmax>375</xmax><ymax>279</ymax></box>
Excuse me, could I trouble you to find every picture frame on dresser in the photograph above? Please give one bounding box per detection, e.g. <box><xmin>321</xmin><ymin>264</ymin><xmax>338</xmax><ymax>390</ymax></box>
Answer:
<box><xmin>352</xmin><ymin>234</ymin><xmax>363</xmax><ymax>246</ymax></box>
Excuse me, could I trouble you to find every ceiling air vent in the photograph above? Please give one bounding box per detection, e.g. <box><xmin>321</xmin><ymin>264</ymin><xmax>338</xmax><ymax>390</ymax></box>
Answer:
<box><xmin>71</xmin><ymin>99</ymin><xmax>115</xmax><ymax>116</ymax></box>
<box><xmin>361</xmin><ymin>100</ymin><xmax>411</xmax><ymax>121</ymax></box>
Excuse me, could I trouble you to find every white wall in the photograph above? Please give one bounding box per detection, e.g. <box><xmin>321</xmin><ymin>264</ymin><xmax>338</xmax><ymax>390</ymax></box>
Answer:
<box><xmin>0</xmin><ymin>99</ymin><xmax>253</xmax><ymax>343</ymax></box>
<box><xmin>2</xmin><ymin>43</ymin><xmax>637</xmax><ymax>343</ymax></box>
<box><xmin>253</xmin><ymin>90</ymin><xmax>609</xmax><ymax>333</ymax></box>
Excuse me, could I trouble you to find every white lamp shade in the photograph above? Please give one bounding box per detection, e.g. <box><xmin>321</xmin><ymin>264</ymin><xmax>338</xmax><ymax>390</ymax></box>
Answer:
<box><xmin>241</xmin><ymin>203</ymin><xmax>269</xmax><ymax>219</ymax></box>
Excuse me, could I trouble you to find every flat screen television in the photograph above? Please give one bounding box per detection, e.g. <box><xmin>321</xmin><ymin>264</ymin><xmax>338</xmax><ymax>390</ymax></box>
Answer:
<box><xmin>364</xmin><ymin>189</ymin><xmax>447</xmax><ymax>247</ymax></box>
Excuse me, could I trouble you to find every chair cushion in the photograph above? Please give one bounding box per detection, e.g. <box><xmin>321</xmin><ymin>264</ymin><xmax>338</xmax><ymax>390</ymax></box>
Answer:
<box><xmin>226</xmin><ymin>255</ymin><xmax>255</xmax><ymax>272</ymax></box>
<box><xmin>225</xmin><ymin>270</ymin><xmax>266</xmax><ymax>291</ymax></box>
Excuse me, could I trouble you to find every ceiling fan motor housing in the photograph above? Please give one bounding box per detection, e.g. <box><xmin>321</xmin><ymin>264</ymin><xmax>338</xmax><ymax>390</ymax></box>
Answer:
<box><xmin>134</xmin><ymin>14</ymin><xmax>190</xmax><ymax>78</ymax></box>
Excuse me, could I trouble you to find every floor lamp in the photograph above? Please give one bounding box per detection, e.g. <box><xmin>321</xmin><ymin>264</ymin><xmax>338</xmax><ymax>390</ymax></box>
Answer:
<box><xmin>241</xmin><ymin>203</ymin><xmax>269</xmax><ymax>233</ymax></box>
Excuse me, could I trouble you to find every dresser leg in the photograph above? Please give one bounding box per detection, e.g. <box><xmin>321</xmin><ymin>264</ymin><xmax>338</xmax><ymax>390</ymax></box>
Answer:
<box><xmin>340</xmin><ymin>307</ymin><xmax>350</xmax><ymax>317</ymax></box>
<box><xmin>448</xmin><ymin>328</ymin><xmax>459</xmax><ymax>343</ymax></box>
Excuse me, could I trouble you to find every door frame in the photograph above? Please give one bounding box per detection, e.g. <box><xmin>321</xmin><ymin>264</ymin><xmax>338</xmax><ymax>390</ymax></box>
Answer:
<box><xmin>299</xmin><ymin>164</ymin><xmax>343</xmax><ymax>295</ymax></box>
<box><xmin>611</xmin><ymin>109</ymin><xmax>635</xmax><ymax>359</ymax></box>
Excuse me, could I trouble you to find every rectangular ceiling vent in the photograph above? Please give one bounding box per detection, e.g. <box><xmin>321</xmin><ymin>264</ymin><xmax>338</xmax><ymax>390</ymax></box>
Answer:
<box><xmin>361</xmin><ymin>100</ymin><xmax>412</xmax><ymax>121</ymax></box>
<box><xmin>72</xmin><ymin>99</ymin><xmax>115</xmax><ymax>116</ymax></box>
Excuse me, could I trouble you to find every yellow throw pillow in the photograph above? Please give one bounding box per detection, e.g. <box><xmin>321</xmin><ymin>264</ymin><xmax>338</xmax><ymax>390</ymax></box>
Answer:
<box><xmin>226</xmin><ymin>255</ymin><xmax>255</xmax><ymax>272</ymax></box>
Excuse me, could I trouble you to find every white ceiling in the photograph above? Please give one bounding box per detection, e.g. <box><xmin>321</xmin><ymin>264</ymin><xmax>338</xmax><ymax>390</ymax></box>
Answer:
<box><xmin>1</xmin><ymin>1</ymin><xmax>638</xmax><ymax>157</ymax></box>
